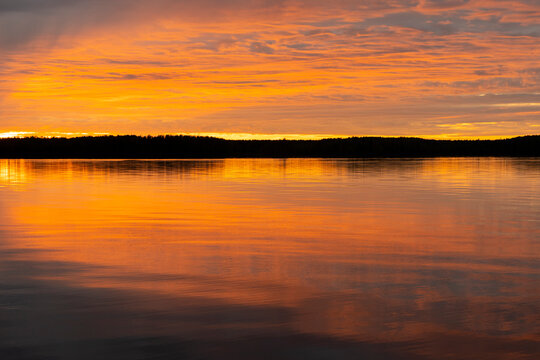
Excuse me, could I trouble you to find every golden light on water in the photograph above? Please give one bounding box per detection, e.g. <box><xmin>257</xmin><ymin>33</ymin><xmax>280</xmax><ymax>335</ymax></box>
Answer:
<box><xmin>1</xmin><ymin>158</ymin><xmax>538</xmax><ymax>358</ymax></box>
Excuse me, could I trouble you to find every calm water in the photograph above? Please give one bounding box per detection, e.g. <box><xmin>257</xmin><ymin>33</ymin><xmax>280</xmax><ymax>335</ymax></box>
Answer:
<box><xmin>0</xmin><ymin>158</ymin><xmax>539</xmax><ymax>360</ymax></box>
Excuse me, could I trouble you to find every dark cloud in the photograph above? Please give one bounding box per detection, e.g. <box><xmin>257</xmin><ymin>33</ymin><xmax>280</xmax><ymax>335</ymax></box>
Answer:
<box><xmin>99</xmin><ymin>58</ymin><xmax>173</xmax><ymax>66</ymax></box>
<box><xmin>2</xmin><ymin>0</ymin><xmax>538</xmax><ymax>52</ymax></box>
<box><xmin>422</xmin><ymin>77</ymin><xmax>526</xmax><ymax>89</ymax></box>
<box><xmin>0</xmin><ymin>0</ymin><xmax>421</xmax><ymax>51</ymax></box>
<box><xmin>249</xmin><ymin>41</ymin><xmax>275</xmax><ymax>54</ymax></box>
<box><xmin>75</xmin><ymin>72</ymin><xmax>178</xmax><ymax>81</ymax></box>
<box><xmin>190</xmin><ymin>34</ymin><xmax>242</xmax><ymax>51</ymax></box>
<box><xmin>0</xmin><ymin>0</ymin><xmax>130</xmax><ymax>49</ymax></box>
<box><xmin>520</xmin><ymin>67</ymin><xmax>540</xmax><ymax>75</ymax></box>
<box><xmin>452</xmin><ymin>77</ymin><xmax>525</xmax><ymax>89</ymax></box>
<box><xmin>283</xmin><ymin>43</ymin><xmax>315</xmax><ymax>50</ymax></box>
<box><xmin>475</xmin><ymin>70</ymin><xmax>494</xmax><ymax>76</ymax></box>
<box><xmin>109</xmin><ymin>72</ymin><xmax>175</xmax><ymax>80</ymax></box>
<box><xmin>0</xmin><ymin>0</ymin><xmax>77</xmax><ymax>12</ymax></box>
<box><xmin>0</xmin><ymin>0</ymin><xmax>282</xmax><ymax>50</ymax></box>
<box><xmin>473</xmin><ymin>66</ymin><xmax>506</xmax><ymax>76</ymax></box>
<box><xmin>360</xmin><ymin>10</ymin><xmax>540</xmax><ymax>37</ymax></box>
<box><xmin>421</xmin><ymin>0</ymin><xmax>470</xmax><ymax>9</ymax></box>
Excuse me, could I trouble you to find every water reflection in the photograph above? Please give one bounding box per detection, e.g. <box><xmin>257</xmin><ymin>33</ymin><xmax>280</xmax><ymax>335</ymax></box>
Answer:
<box><xmin>0</xmin><ymin>159</ymin><xmax>539</xmax><ymax>359</ymax></box>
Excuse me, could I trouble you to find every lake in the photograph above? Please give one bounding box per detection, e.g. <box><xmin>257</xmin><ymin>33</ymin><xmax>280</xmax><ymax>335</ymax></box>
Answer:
<box><xmin>0</xmin><ymin>158</ymin><xmax>538</xmax><ymax>359</ymax></box>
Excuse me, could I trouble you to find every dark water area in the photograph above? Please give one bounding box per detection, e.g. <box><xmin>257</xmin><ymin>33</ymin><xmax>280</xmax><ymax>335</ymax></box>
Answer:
<box><xmin>0</xmin><ymin>158</ymin><xmax>538</xmax><ymax>359</ymax></box>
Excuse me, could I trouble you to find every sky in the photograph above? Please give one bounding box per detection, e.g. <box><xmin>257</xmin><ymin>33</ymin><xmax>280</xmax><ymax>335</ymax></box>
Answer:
<box><xmin>0</xmin><ymin>0</ymin><xmax>539</xmax><ymax>139</ymax></box>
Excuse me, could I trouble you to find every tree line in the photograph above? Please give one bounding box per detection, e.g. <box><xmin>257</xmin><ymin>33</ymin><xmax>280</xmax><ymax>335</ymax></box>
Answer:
<box><xmin>0</xmin><ymin>135</ymin><xmax>538</xmax><ymax>158</ymax></box>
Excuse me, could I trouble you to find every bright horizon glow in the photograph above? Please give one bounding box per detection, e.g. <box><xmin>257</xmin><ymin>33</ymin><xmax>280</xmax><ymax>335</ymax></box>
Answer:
<box><xmin>0</xmin><ymin>131</ymin><xmax>529</xmax><ymax>141</ymax></box>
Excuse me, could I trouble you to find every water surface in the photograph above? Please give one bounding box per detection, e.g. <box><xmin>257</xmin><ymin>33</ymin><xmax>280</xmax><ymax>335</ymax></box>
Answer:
<box><xmin>0</xmin><ymin>158</ymin><xmax>539</xmax><ymax>359</ymax></box>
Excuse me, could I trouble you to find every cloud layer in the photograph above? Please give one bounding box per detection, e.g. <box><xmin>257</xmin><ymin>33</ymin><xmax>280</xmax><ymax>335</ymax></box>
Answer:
<box><xmin>1</xmin><ymin>0</ymin><xmax>539</xmax><ymax>138</ymax></box>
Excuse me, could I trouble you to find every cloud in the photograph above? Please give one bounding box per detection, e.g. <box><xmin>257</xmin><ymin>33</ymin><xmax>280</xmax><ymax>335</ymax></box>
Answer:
<box><xmin>0</xmin><ymin>1</ymin><xmax>425</xmax><ymax>50</ymax></box>
<box><xmin>0</xmin><ymin>0</ymin><xmax>277</xmax><ymax>50</ymax></box>
<box><xmin>1</xmin><ymin>0</ymin><xmax>539</xmax><ymax>137</ymax></box>
<box><xmin>520</xmin><ymin>67</ymin><xmax>540</xmax><ymax>75</ymax></box>
<box><xmin>249</xmin><ymin>41</ymin><xmax>275</xmax><ymax>54</ymax></box>
<box><xmin>451</xmin><ymin>77</ymin><xmax>525</xmax><ymax>89</ymax></box>
<box><xmin>421</xmin><ymin>0</ymin><xmax>470</xmax><ymax>9</ymax></box>
<box><xmin>189</xmin><ymin>33</ymin><xmax>249</xmax><ymax>51</ymax></box>
<box><xmin>283</xmin><ymin>43</ymin><xmax>315</xmax><ymax>50</ymax></box>
<box><xmin>2</xmin><ymin>0</ymin><xmax>539</xmax><ymax>52</ymax></box>
<box><xmin>77</xmin><ymin>72</ymin><xmax>176</xmax><ymax>81</ymax></box>
<box><xmin>361</xmin><ymin>10</ymin><xmax>540</xmax><ymax>37</ymax></box>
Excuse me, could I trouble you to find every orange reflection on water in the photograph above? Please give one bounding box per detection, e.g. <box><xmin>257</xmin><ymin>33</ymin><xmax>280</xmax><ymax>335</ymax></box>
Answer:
<box><xmin>0</xmin><ymin>158</ymin><xmax>539</xmax><ymax>359</ymax></box>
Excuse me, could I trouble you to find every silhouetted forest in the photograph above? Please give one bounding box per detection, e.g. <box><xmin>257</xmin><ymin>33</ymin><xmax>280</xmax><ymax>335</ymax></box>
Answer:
<box><xmin>0</xmin><ymin>135</ymin><xmax>538</xmax><ymax>158</ymax></box>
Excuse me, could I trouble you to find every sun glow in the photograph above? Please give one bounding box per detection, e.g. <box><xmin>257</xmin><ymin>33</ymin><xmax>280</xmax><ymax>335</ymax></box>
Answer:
<box><xmin>1</xmin><ymin>0</ymin><xmax>538</xmax><ymax>138</ymax></box>
<box><xmin>0</xmin><ymin>131</ymin><xmax>522</xmax><ymax>141</ymax></box>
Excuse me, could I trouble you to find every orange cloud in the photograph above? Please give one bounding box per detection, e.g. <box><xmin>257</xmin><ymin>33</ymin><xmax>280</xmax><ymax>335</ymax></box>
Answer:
<box><xmin>0</xmin><ymin>0</ymin><xmax>539</xmax><ymax>138</ymax></box>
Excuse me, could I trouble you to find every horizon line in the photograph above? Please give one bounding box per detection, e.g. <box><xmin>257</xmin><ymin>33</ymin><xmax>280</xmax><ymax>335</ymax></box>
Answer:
<box><xmin>1</xmin><ymin>132</ymin><xmax>538</xmax><ymax>141</ymax></box>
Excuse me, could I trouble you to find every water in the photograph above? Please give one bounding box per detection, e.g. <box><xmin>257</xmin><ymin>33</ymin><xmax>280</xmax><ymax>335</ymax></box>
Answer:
<box><xmin>0</xmin><ymin>158</ymin><xmax>538</xmax><ymax>359</ymax></box>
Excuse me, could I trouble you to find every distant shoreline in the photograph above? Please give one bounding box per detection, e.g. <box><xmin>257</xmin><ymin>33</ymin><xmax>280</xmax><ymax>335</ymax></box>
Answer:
<box><xmin>0</xmin><ymin>135</ymin><xmax>538</xmax><ymax>158</ymax></box>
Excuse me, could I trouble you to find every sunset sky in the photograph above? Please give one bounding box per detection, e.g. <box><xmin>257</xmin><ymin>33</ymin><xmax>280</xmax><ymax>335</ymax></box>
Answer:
<box><xmin>1</xmin><ymin>0</ymin><xmax>539</xmax><ymax>139</ymax></box>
